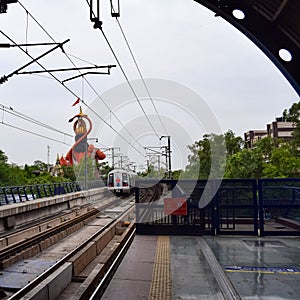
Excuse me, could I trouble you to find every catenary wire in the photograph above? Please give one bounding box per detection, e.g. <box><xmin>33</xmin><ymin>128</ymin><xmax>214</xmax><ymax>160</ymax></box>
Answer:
<box><xmin>85</xmin><ymin>0</ymin><xmax>161</xmax><ymax>139</ymax></box>
<box><xmin>111</xmin><ymin>5</ymin><xmax>169</xmax><ymax>136</ymax></box>
<box><xmin>0</xmin><ymin>121</ymin><xmax>72</xmax><ymax>146</ymax></box>
<box><xmin>1</xmin><ymin>29</ymin><xmax>146</xmax><ymax>157</ymax></box>
<box><xmin>0</xmin><ymin>33</ymin><xmax>146</xmax><ymax>160</ymax></box>
<box><xmin>100</xmin><ymin>29</ymin><xmax>161</xmax><ymax>139</ymax></box>
<box><xmin>18</xmin><ymin>1</ymin><xmax>143</xmax><ymax>148</ymax></box>
<box><xmin>0</xmin><ymin>103</ymin><xmax>73</xmax><ymax>138</ymax></box>
<box><xmin>0</xmin><ymin>30</ymin><xmax>78</xmax><ymax>99</ymax></box>
<box><xmin>17</xmin><ymin>1</ymin><xmax>146</xmax><ymax>155</ymax></box>
<box><xmin>0</xmin><ymin>103</ymin><xmax>114</xmax><ymax>150</ymax></box>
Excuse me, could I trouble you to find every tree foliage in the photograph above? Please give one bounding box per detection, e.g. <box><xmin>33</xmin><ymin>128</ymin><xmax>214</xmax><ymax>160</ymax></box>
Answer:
<box><xmin>183</xmin><ymin>111</ymin><xmax>300</xmax><ymax>179</ymax></box>
<box><xmin>0</xmin><ymin>150</ymin><xmax>72</xmax><ymax>186</ymax></box>
<box><xmin>184</xmin><ymin>133</ymin><xmax>227</xmax><ymax>179</ymax></box>
<box><xmin>224</xmin><ymin>148</ymin><xmax>263</xmax><ymax>179</ymax></box>
<box><xmin>2</xmin><ymin>101</ymin><xmax>300</xmax><ymax>185</ymax></box>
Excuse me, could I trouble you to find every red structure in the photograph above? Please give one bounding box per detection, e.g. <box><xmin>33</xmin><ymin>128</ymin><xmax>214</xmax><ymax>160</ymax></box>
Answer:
<box><xmin>60</xmin><ymin>107</ymin><xmax>106</xmax><ymax>166</ymax></box>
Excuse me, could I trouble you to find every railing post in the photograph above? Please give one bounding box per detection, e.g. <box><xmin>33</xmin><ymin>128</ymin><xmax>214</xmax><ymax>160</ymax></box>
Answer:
<box><xmin>257</xmin><ymin>179</ymin><xmax>265</xmax><ymax>237</ymax></box>
<box><xmin>212</xmin><ymin>192</ymin><xmax>219</xmax><ymax>236</ymax></box>
<box><xmin>253</xmin><ymin>179</ymin><xmax>259</xmax><ymax>236</ymax></box>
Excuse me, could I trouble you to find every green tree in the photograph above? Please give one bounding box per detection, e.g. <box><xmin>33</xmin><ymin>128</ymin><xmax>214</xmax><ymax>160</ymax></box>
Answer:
<box><xmin>61</xmin><ymin>165</ymin><xmax>76</xmax><ymax>181</ymax></box>
<box><xmin>98</xmin><ymin>162</ymin><xmax>113</xmax><ymax>181</ymax></box>
<box><xmin>0</xmin><ymin>150</ymin><xmax>9</xmax><ymax>185</ymax></box>
<box><xmin>224</xmin><ymin>130</ymin><xmax>244</xmax><ymax>156</ymax></box>
<box><xmin>282</xmin><ymin>101</ymin><xmax>300</xmax><ymax>122</ymax></box>
<box><xmin>184</xmin><ymin>135</ymin><xmax>211</xmax><ymax>179</ymax></box>
<box><xmin>263</xmin><ymin>144</ymin><xmax>300</xmax><ymax>178</ymax></box>
<box><xmin>255</xmin><ymin>136</ymin><xmax>276</xmax><ymax>162</ymax></box>
<box><xmin>224</xmin><ymin>148</ymin><xmax>264</xmax><ymax>179</ymax></box>
<box><xmin>282</xmin><ymin>101</ymin><xmax>300</xmax><ymax>150</ymax></box>
<box><xmin>184</xmin><ymin>133</ymin><xmax>226</xmax><ymax>179</ymax></box>
<box><xmin>172</xmin><ymin>169</ymin><xmax>183</xmax><ymax>180</ymax></box>
<box><xmin>0</xmin><ymin>151</ymin><xmax>26</xmax><ymax>186</ymax></box>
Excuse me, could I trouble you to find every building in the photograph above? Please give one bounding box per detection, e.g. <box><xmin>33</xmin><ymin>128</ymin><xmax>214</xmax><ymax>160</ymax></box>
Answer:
<box><xmin>245</xmin><ymin>118</ymin><xmax>296</xmax><ymax>148</ymax></box>
<box><xmin>244</xmin><ymin>130</ymin><xmax>268</xmax><ymax>148</ymax></box>
<box><xmin>267</xmin><ymin>118</ymin><xmax>296</xmax><ymax>139</ymax></box>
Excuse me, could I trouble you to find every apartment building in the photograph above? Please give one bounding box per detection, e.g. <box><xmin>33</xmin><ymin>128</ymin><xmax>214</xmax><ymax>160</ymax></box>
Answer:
<box><xmin>245</xmin><ymin>118</ymin><xmax>297</xmax><ymax>148</ymax></box>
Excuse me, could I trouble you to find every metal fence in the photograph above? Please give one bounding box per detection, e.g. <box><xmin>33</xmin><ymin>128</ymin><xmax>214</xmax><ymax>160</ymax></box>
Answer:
<box><xmin>0</xmin><ymin>180</ymin><xmax>104</xmax><ymax>205</ymax></box>
<box><xmin>136</xmin><ymin>178</ymin><xmax>300</xmax><ymax>236</ymax></box>
<box><xmin>258</xmin><ymin>178</ymin><xmax>300</xmax><ymax>236</ymax></box>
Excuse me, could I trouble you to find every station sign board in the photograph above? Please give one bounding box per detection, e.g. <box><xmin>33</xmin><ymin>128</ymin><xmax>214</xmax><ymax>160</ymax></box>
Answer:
<box><xmin>164</xmin><ymin>198</ymin><xmax>187</xmax><ymax>215</ymax></box>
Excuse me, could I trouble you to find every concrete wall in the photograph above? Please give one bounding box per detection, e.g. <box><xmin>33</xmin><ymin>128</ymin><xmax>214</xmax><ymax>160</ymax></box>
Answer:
<box><xmin>0</xmin><ymin>187</ymin><xmax>110</xmax><ymax>232</ymax></box>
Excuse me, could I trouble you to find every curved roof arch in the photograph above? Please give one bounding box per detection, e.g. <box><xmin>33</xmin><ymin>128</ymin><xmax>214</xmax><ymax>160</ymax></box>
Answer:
<box><xmin>194</xmin><ymin>0</ymin><xmax>300</xmax><ymax>96</ymax></box>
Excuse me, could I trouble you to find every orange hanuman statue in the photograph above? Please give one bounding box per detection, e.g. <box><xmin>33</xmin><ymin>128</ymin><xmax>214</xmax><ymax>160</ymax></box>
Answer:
<box><xmin>60</xmin><ymin>107</ymin><xmax>106</xmax><ymax>166</ymax></box>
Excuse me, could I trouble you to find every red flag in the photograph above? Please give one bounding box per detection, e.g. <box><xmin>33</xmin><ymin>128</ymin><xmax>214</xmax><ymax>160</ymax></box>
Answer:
<box><xmin>72</xmin><ymin>98</ymin><xmax>80</xmax><ymax>106</ymax></box>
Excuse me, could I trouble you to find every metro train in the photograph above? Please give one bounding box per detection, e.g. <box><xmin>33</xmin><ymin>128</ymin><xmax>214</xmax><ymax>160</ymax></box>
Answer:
<box><xmin>107</xmin><ymin>169</ymin><xmax>136</xmax><ymax>196</ymax></box>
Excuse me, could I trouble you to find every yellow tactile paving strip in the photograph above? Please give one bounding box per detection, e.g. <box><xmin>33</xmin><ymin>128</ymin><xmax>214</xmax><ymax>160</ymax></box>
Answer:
<box><xmin>148</xmin><ymin>236</ymin><xmax>172</xmax><ymax>300</ymax></box>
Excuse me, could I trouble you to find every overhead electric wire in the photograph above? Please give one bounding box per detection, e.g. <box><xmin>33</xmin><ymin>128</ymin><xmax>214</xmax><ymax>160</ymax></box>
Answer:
<box><xmin>1</xmin><ymin>30</ymin><xmax>78</xmax><ymax>99</ymax></box>
<box><xmin>1</xmin><ymin>29</ymin><xmax>146</xmax><ymax>157</ymax></box>
<box><xmin>111</xmin><ymin>5</ymin><xmax>169</xmax><ymax>136</ymax></box>
<box><xmin>85</xmin><ymin>0</ymin><xmax>161</xmax><ymax>140</ymax></box>
<box><xmin>65</xmin><ymin>52</ymin><xmax>99</xmax><ymax>66</ymax></box>
<box><xmin>18</xmin><ymin>2</ymin><xmax>56</xmax><ymax>43</ymax></box>
<box><xmin>4</xmin><ymin>2</ymin><xmax>144</xmax><ymax>155</ymax></box>
<box><xmin>0</xmin><ymin>103</ymin><xmax>73</xmax><ymax>138</ymax></box>
<box><xmin>0</xmin><ymin>103</ymin><xmax>113</xmax><ymax>150</ymax></box>
<box><xmin>16</xmin><ymin>1</ymin><xmax>146</xmax><ymax>156</ymax></box>
<box><xmin>100</xmin><ymin>29</ymin><xmax>161</xmax><ymax>139</ymax></box>
<box><xmin>0</xmin><ymin>121</ymin><xmax>72</xmax><ymax>146</ymax></box>
<box><xmin>18</xmin><ymin>0</ymin><xmax>142</xmax><ymax>145</ymax></box>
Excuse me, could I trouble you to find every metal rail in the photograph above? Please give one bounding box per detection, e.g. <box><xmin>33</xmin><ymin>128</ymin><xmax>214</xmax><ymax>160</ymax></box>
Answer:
<box><xmin>8</xmin><ymin>202</ymin><xmax>135</xmax><ymax>300</ymax></box>
<box><xmin>0</xmin><ymin>181</ymin><xmax>105</xmax><ymax>205</ymax></box>
<box><xmin>0</xmin><ymin>197</ymin><xmax>121</xmax><ymax>265</ymax></box>
<box><xmin>89</xmin><ymin>228</ymin><xmax>136</xmax><ymax>300</ymax></box>
<box><xmin>0</xmin><ymin>207</ymin><xmax>98</xmax><ymax>264</ymax></box>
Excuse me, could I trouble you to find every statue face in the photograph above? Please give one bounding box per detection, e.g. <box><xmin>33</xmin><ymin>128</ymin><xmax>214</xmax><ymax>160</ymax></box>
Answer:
<box><xmin>74</xmin><ymin>118</ymin><xmax>87</xmax><ymax>134</ymax></box>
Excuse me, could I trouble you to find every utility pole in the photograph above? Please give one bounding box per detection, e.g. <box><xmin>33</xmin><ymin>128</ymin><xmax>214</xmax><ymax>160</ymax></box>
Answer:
<box><xmin>144</xmin><ymin>146</ymin><xmax>164</xmax><ymax>171</ymax></box>
<box><xmin>167</xmin><ymin>136</ymin><xmax>171</xmax><ymax>179</ymax></box>
<box><xmin>119</xmin><ymin>155</ymin><xmax>128</xmax><ymax>169</ymax></box>
<box><xmin>160</xmin><ymin>136</ymin><xmax>172</xmax><ymax>179</ymax></box>
<box><xmin>109</xmin><ymin>147</ymin><xmax>120</xmax><ymax>169</ymax></box>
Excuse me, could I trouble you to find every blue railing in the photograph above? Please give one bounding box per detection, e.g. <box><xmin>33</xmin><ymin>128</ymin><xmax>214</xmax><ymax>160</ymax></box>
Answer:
<box><xmin>135</xmin><ymin>178</ymin><xmax>300</xmax><ymax>236</ymax></box>
<box><xmin>0</xmin><ymin>180</ymin><xmax>105</xmax><ymax>205</ymax></box>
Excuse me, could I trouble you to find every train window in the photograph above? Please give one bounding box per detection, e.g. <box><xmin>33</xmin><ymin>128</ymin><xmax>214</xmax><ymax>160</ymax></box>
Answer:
<box><xmin>108</xmin><ymin>173</ymin><xmax>114</xmax><ymax>187</ymax></box>
<box><xmin>122</xmin><ymin>173</ymin><xmax>128</xmax><ymax>186</ymax></box>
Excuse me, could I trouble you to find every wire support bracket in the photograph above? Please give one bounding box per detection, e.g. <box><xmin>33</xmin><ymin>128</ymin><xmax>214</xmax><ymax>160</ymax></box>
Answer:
<box><xmin>89</xmin><ymin>0</ymin><xmax>120</xmax><ymax>29</ymax></box>
<box><xmin>62</xmin><ymin>65</ymin><xmax>116</xmax><ymax>83</ymax></box>
<box><xmin>0</xmin><ymin>38</ymin><xmax>70</xmax><ymax>84</ymax></box>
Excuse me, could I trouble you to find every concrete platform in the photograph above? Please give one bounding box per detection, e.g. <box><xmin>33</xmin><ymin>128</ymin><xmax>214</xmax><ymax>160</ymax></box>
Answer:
<box><xmin>102</xmin><ymin>235</ymin><xmax>157</xmax><ymax>299</ymax></box>
<box><xmin>205</xmin><ymin>235</ymin><xmax>300</xmax><ymax>299</ymax></box>
<box><xmin>102</xmin><ymin>235</ymin><xmax>300</xmax><ymax>299</ymax></box>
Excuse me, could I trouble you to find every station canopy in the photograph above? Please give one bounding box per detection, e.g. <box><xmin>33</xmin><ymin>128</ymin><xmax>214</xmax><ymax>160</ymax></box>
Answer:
<box><xmin>194</xmin><ymin>0</ymin><xmax>300</xmax><ymax>95</ymax></box>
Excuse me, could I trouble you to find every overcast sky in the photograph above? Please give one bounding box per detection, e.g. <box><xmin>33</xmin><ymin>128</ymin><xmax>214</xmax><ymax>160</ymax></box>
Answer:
<box><xmin>0</xmin><ymin>0</ymin><xmax>299</xmax><ymax>171</ymax></box>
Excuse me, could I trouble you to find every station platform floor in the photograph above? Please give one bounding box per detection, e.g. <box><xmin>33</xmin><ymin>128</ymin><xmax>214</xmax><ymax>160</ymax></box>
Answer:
<box><xmin>102</xmin><ymin>234</ymin><xmax>300</xmax><ymax>300</ymax></box>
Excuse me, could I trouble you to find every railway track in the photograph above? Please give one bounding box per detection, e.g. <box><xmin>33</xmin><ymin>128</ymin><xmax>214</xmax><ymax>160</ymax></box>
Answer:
<box><xmin>0</xmin><ymin>196</ymin><xmax>134</xmax><ymax>298</ymax></box>
<box><xmin>89</xmin><ymin>183</ymin><xmax>166</xmax><ymax>299</ymax></box>
<box><xmin>0</xmin><ymin>185</ymin><xmax>164</xmax><ymax>299</ymax></box>
<box><xmin>0</xmin><ymin>196</ymin><xmax>127</xmax><ymax>269</ymax></box>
